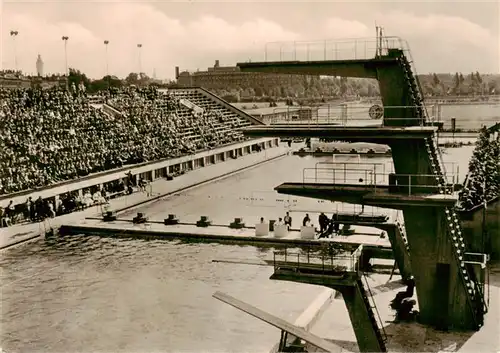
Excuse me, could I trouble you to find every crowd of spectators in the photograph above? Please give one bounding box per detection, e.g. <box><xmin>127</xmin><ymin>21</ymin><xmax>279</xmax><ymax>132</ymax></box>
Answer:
<box><xmin>106</xmin><ymin>87</ymin><xmax>246</xmax><ymax>152</ymax></box>
<box><xmin>459</xmin><ymin>126</ymin><xmax>500</xmax><ymax>210</ymax></box>
<box><xmin>0</xmin><ymin>85</ymin><xmax>248</xmax><ymax>196</ymax></box>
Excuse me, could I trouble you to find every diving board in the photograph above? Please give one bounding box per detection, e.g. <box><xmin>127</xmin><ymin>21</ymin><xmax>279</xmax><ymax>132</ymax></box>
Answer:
<box><xmin>213</xmin><ymin>291</ymin><xmax>343</xmax><ymax>353</ymax></box>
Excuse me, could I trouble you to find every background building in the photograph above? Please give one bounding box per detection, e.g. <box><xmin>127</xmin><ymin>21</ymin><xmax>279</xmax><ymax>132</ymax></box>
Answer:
<box><xmin>175</xmin><ymin>60</ymin><xmax>320</xmax><ymax>95</ymax></box>
<box><xmin>36</xmin><ymin>54</ymin><xmax>44</xmax><ymax>77</ymax></box>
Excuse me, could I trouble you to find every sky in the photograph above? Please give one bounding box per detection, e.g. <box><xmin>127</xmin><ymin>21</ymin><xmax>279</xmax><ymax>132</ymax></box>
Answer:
<box><xmin>0</xmin><ymin>0</ymin><xmax>499</xmax><ymax>80</ymax></box>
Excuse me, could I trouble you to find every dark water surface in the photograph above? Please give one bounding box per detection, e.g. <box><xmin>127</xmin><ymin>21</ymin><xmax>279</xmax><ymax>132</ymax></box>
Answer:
<box><xmin>1</xmin><ymin>236</ymin><xmax>328</xmax><ymax>353</ymax></box>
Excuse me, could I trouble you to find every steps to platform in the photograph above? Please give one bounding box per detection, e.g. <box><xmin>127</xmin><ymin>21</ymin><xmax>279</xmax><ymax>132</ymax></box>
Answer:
<box><xmin>358</xmin><ymin>275</ymin><xmax>388</xmax><ymax>352</ymax></box>
<box><xmin>423</xmin><ymin>121</ymin><xmax>487</xmax><ymax>329</ymax></box>
<box><xmin>396</xmin><ymin>47</ymin><xmax>488</xmax><ymax>330</ymax></box>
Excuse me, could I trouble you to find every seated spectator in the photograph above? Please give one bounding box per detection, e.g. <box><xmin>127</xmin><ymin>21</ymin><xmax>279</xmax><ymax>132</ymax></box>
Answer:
<box><xmin>0</xmin><ymin>85</ymin><xmax>255</xmax><ymax>225</ymax></box>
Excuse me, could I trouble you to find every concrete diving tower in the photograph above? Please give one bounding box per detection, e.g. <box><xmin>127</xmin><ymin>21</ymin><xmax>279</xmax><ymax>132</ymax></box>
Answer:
<box><xmin>238</xmin><ymin>37</ymin><xmax>488</xmax><ymax>332</ymax></box>
<box><xmin>243</xmin><ymin>124</ymin><xmax>488</xmax><ymax>332</ymax></box>
<box><xmin>239</xmin><ymin>38</ymin><xmax>431</xmax><ymax>127</ymax></box>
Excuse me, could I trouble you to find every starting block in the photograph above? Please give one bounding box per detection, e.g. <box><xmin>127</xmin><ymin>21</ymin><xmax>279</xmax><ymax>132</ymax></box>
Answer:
<box><xmin>300</xmin><ymin>226</ymin><xmax>315</xmax><ymax>240</ymax></box>
<box><xmin>197</xmin><ymin>216</ymin><xmax>212</xmax><ymax>227</ymax></box>
<box><xmin>164</xmin><ymin>214</ymin><xmax>179</xmax><ymax>225</ymax></box>
<box><xmin>133</xmin><ymin>212</ymin><xmax>148</xmax><ymax>224</ymax></box>
<box><xmin>274</xmin><ymin>224</ymin><xmax>288</xmax><ymax>238</ymax></box>
<box><xmin>102</xmin><ymin>210</ymin><xmax>117</xmax><ymax>222</ymax></box>
<box><xmin>229</xmin><ymin>218</ymin><xmax>245</xmax><ymax>229</ymax></box>
<box><xmin>255</xmin><ymin>223</ymin><xmax>269</xmax><ymax>237</ymax></box>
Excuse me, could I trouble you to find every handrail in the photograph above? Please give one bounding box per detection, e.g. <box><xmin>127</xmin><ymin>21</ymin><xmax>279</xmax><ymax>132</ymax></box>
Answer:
<box><xmin>315</xmin><ymin>161</ymin><xmax>391</xmax><ymax>177</ymax></box>
<box><xmin>397</xmin><ymin>39</ymin><xmax>430</xmax><ymax>121</ymax></box>
<box><xmin>301</xmin><ymin>168</ymin><xmax>460</xmax><ymax>194</ymax></box>
<box><xmin>273</xmin><ymin>247</ymin><xmax>363</xmax><ymax>274</ymax></box>
<box><xmin>302</xmin><ymin>167</ymin><xmax>376</xmax><ymax>185</ymax></box>
<box><xmin>361</xmin><ymin>273</ymin><xmax>388</xmax><ymax>344</ymax></box>
<box><xmin>262</xmin><ymin>36</ymin><xmax>406</xmax><ymax>62</ymax></box>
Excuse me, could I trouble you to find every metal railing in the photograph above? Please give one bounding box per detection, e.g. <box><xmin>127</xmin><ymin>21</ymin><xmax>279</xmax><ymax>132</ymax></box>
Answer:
<box><xmin>273</xmin><ymin>245</ymin><xmax>364</xmax><ymax>275</ymax></box>
<box><xmin>302</xmin><ymin>167</ymin><xmax>378</xmax><ymax>185</ymax></box>
<box><xmin>304</xmin><ymin>162</ymin><xmax>458</xmax><ymax>182</ymax></box>
<box><xmin>374</xmin><ymin>173</ymin><xmax>458</xmax><ymax>196</ymax></box>
<box><xmin>315</xmin><ymin>161</ymin><xmax>393</xmax><ymax>178</ymax></box>
<box><xmin>285</xmin><ymin>200</ymin><xmax>393</xmax><ymax>221</ymax></box>
<box><xmin>394</xmin><ymin>39</ymin><xmax>429</xmax><ymax>120</ymax></box>
<box><xmin>262</xmin><ymin>37</ymin><xmax>404</xmax><ymax>62</ymax></box>
<box><xmin>266</xmin><ymin>104</ymin><xmax>437</xmax><ymax>125</ymax></box>
<box><xmin>257</xmin><ymin>103</ymin><xmax>499</xmax><ymax>132</ymax></box>
<box><xmin>331</xmin><ymin>203</ymin><xmax>392</xmax><ymax>218</ymax></box>
<box><xmin>300</xmin><ymin>168</ymin><xmax>460</xmax><ymax>196</ymax></box>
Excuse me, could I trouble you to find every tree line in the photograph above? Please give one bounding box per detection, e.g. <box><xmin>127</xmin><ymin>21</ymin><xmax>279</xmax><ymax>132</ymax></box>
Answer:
<box><xmin>39</xmin><ymin>68</ymin><xmax>500</xmax><ymax>101</ymax></box>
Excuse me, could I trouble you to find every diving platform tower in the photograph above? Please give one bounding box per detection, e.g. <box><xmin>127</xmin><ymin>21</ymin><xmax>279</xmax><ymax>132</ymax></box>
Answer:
<box><xmin>238</xmin><ymin>32</ymin><xmax>488</xmax><ymax>332</ymax></box>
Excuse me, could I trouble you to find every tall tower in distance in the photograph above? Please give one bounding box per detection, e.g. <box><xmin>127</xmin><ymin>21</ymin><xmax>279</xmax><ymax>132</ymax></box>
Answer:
<box><xmin>36</xmin><ymin>54</ymin><xmax>44</xmax><ymax>76</ymax></box>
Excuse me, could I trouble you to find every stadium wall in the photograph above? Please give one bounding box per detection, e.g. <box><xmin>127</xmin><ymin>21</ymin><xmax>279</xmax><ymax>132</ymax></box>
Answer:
<box><xmin>0</xmin><ymin>138</ymin><xmax>280</xmax><ymax>209</ymax></box>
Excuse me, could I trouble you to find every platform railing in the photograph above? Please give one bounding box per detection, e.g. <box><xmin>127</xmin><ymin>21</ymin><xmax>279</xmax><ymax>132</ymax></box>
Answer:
<box><xmin>267</xmin><ymin>104</ymin><xmax>438</xmax><ymax>125</ymax></box>
<box><xmin>261</xmin><ymin>36</ymin><xmax>404</xmax><ymax>62</ymax></box>
<box><xmin>372</xmin><ymin>173</ymin><xmax>458</xmax><ymax>196</ymax></box>
<box><xmin>263</xmin><ymin>105</ymin><xmax>499</xmax><ymax>132</ymax></box>
<box><xmin>301</xmin><ymin>169</ymin><xmax>460</xmax><ymax>196</ymax></box>
<box><xmin>285</xmin><ymin>200</ymin><xmax>393</xmax><ymax>221</ymax></box>
<box><xmin>331</xmin><ymin>204</ymin><xmax>392</xmax><ymax>219</ymax></box>
<box><xmin>315</xmin><ymin>161</ymin><xmax>393</xmax><ymax>178</ymax></box>
<box><xmin>302</xmin><ymin>167</ymin><xmax>378</xmax><ymax>185</ymax></box>
<box><xmin>273</xmin><ymin>245</ymin><xmax>363</xmax><ymax>275</ymax></box>
<box><xmin>310</xmin><ymin>162</ymin><xmax>458</xmax><ymax>181</ymax></box>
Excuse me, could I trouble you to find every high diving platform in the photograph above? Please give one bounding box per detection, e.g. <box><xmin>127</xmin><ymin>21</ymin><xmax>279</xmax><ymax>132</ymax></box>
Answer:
<box><xmin>233</xmin><ymin>32</ymin><xmax>490</xmax><ymax>333</ymax></box>
<box><xmin>242</xmin><ymin>126</ymin><xmax>438</xmax><ymax>142</ymax></box>
<box><xmin>238</xmin><ymin>58</ymin><xmax>391</xmax><ymax>78</ymax></box>
<box><xmin>275</xmin><ymin>183</ymin><xmax>458</xmax><ymax>208</ymax></box>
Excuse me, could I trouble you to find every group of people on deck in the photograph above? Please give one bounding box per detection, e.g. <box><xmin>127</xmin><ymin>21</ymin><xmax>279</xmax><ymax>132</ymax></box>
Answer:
<box><xmin>269</xmin><ymin>211</ymin><xmax>342</xmax><ymax>238</ymax></box>
<box><xmin>317</xmin><ymin>212</ymin><xmax>342</xmax><ymax>238</ymax></box>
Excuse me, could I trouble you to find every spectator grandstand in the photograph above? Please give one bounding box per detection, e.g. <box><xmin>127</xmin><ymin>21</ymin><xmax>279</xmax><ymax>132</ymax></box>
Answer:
<box><xmin>0</xmin><ymin>85</ymin><xmax>260</xmax><ymax>200</ymax></box>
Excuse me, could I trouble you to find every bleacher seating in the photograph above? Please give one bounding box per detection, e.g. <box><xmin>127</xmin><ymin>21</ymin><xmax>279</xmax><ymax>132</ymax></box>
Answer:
<box><xmin>0</xmin><ymin>86</ymin><xmax>256</xmax><ymax>197</ymax></box>
<box><xmin>169</xmin><ymin>88</ymin><xmax>253</xmax><ymax>143</ymax></box>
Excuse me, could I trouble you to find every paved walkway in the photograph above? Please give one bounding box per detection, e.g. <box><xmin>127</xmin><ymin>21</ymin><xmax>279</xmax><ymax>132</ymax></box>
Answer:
<box><xmin>0</xmin><ymin>146</ymin><xmax>288</xmax><ymax>250</ymax></box>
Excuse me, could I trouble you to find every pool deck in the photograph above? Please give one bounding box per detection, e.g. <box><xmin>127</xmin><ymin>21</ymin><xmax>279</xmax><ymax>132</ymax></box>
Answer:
<box><xmin>59</xmin><ymin>217</ymin><xmax>391</xmax><ymax>249</ymax></box>
<box><xmin>0</xmin><ymin>146</ymin><xmax>289</xmax><ymax>250</ymax></box>
<box><xmin>310</xmin><ymin>269</ymin><xmax>500</xmax><ymax>353</ymax></box>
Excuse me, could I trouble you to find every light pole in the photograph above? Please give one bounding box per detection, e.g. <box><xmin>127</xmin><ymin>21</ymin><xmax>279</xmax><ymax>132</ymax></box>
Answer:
<box><xmin>104</xmin><ymin>40</ymin><xmax>109</xmax><ymax>87</ymax></box>
<box><xmin>10</xmin><ymin>30</ymin><xmax>19</xmax><ymax>72</ymax></box>
<box><xmin>62</xmin><ymin>36</ymin><xmax>69</xmax><ymax>76</ymax></box>
<box><xmin>137</xmin><ymin>43</ymin><xmax>142</xmax><ymax>74</ymax></box>
<box><xmin>62</xmin><ymin>36</ymin><xmax>69</xmax><ymax>90</ymax></box>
